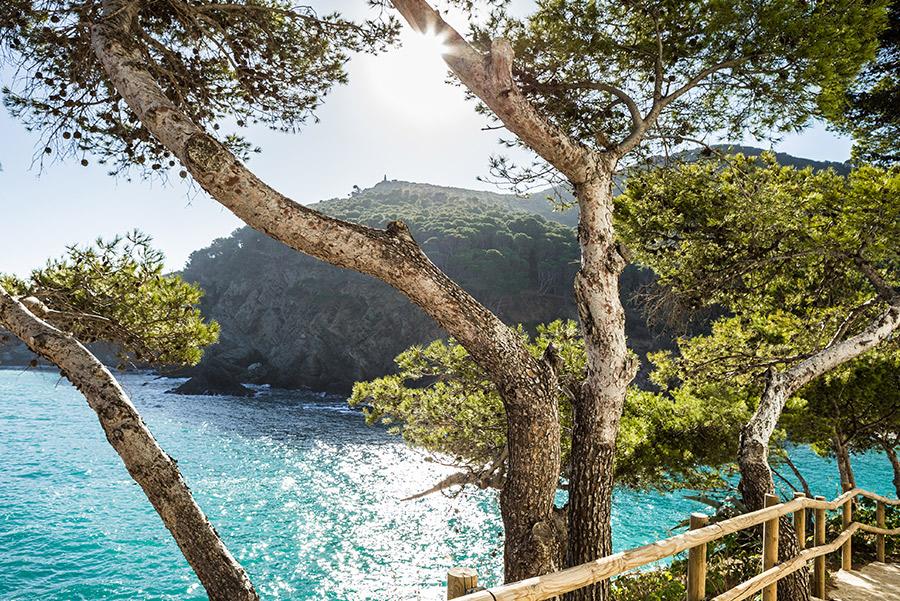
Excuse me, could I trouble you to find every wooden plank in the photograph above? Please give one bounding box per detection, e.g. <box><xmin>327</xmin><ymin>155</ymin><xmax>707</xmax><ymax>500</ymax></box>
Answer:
<box><xmin>711</xmin><ymin>523</ymin><xmax>860</xmax><ymax>601</ymax></box>
<box><xmin>448</xmin><ymin>568</ymin><xmax>479</xmax><ymax>599</ymax></box>
<box><xmin>876</xmin><ymin>500</ymin><xmax>886</xmax><ymax>563</ymax></box>
<box><xmin>793</xmin><ymin>492</ymin><xmax>806</xmax><ymax>550</ymax></box>
<box><xmin>842</xmin><ymin>498</ymin><xmax>852</xmax><ymax>571</ymax></box>
<box><xmin>762</xmin><ymin>494</ymin><xmax>780</xmax><ymax>601</ymax></box>
<box><xmin>814</xmin><ymin>496</ymin><xmax>826</xmax><ymax>600</ymax></box>
<box><xmin>688</xmin><ymin>513</ymin><xmax>709</xmax><ymax>601</ymax></box>
<box><xmin>857</xmin><ymin>523</ymin><xmax>900</xmax><ymax>535</ymax></box>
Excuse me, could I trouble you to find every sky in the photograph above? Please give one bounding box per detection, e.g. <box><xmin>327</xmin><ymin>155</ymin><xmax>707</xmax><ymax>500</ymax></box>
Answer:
<box><xmin>0</xmin><ymin>2</ymin><xmax>853</xmax><ymax>277</ymax></box>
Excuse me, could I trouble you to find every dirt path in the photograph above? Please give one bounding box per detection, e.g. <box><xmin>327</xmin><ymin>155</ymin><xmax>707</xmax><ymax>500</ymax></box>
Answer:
<box><xmin>823</xmin><ymin>562</ymin><xmax>900</xmax><ymax>601</ymax></box>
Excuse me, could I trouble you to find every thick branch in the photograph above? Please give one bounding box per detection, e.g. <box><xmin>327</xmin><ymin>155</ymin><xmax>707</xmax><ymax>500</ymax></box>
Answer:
<box><xmin>90</xmin><ymin>0</ymin><xmax>545</xmax><ymax>396</ymax></box>
<box><xmin>91</xmin><ymin>1</ymin><xmax>565</xmax><ymax>581</ymax></box>
<box><xmin>0</xmin><ymin>286</ymin><xmax>259</xmax><ymax>601</ymax></box>
<box><xmin>739</xmin><ymin>299</ymin><xmax>900</xmax><ymax>510</ymax></box>
<box><xmin>853</xmin><ymin>255</ymin><xmax>900</xmax><ymax>304</ymax></box>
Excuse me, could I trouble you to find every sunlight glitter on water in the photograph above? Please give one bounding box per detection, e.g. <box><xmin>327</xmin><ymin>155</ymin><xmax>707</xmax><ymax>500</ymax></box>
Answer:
<box><xmin>0</xmin><ymin>369</ymin><xmax>894</xmax><ymax>600</ymax></box>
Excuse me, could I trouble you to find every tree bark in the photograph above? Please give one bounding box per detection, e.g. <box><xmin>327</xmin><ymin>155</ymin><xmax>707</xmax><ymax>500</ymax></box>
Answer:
<box><xmin>0</xmin><ymin>287</ymin><xmax>259</xmax><ymax>601</ymax></box>
<box><xmin>90</xmin><ymin>0</ymin><xmax>564</xmax><ymax>581</ymax></box>
<box><xmin>833</xmin><ymin>434</ymin><xmax>857</xmax><ymax>492</ymax></box>
<box><xmin>387</xmin><ymin>5</ymin><xmax>638</xmax><ymax>595</ymax></box>
<box><xmin>883</xmin><ymin>441</ymin><xmax>900</xmax><ymax>499</ymax></box>
<box><xmin>739</xmin><ymin>303</ymin><xmax>900</xmax><ymax>509</ymax></box>
<box><xmin>565</xmin><ymin>174</ymin><xmax>637</xmax><ymax>601</ymax></box>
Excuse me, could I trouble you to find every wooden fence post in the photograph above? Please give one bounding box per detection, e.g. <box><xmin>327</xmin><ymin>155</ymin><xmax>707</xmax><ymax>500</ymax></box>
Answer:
<box><xmin>842</xmin><ymin>497</ymin><xmax>853</xmax><ymax>571</ymax></box>
<box><xmin>793</xmin><ymin>492</ymin><xmax>806</xmax><ymax>550</ymax></box>
<box><xmin>814</xmin><ymin>496</ymin><xmax>826</xmax><ymax>600</ymax></box>
<box><xmin>688</xmin><ymin>512</ymin><xmax>709</xmax><ymax>601</ymax></box>
<box><xmin>447</xmin><ymin>567</ymin><xmax>478</xmax><ymax>600</ymax></box>
<box><xmin>876</xmin><ymin>500</ymin><xmax>886</xmax><ymax>563</ymax></box>
<box><xmin>762</xmin><ymin>494</ymin><xmax>780</xmax><ymax>601</ymax></box>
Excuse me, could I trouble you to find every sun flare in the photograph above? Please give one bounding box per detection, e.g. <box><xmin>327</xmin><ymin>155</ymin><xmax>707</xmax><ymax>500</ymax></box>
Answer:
<box><xmin>363</xmin><ymin>27</ymin><xmax>462</xmax><ymax>122</ymax></box>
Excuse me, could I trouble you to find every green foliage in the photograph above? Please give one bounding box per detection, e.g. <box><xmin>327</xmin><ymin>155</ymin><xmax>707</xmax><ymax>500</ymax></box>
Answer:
<box><xmin>9</xmin><ymin>231</ymin><xmax>218</xmax><ymax>367</ymax></box>
<box><xmin>352</xmin><ymin>318</ymin><xmax>745</xmax><ymax>491</ymax></box>
<box><xmin>619</xmin><ymin>156</ymin><xmax>900</xmax><ymax>410</ymax></box>
<box><xmin>821</xmin><ymin>2</ymin><xmax>899</xmax><ymax>166</ymax></box>
<box><xmin>191</xmin><ymin>183</ymin><xmax>580</xmax><ymax>303</ymax></box>
<box><xmin>618</xmin><ymin>388</ymin><xmax>747</xmax><ymax>491</ymax></box>
<box><xmin>618</xmin><ymin>154</ymin><xmax>899</xmax><ymax>317</ymax></box>
<box><xmin>479</xmin><ymin>0</ymin><xmax>886</xmax><ymax>161</ymax></box>
<box><xmin>0</xmin><ymin>1</ymin><xmax>397</xmax><ymax>176</ymax></box>
<box><xmin>610</xmin><ymin>568</ymin><xmax>685</xmax><ymax>601</ymax></box>
<box><xmin>350</xmin><ymin>321</ymin><xmax>578</xmax><ymax>472</ymax></box>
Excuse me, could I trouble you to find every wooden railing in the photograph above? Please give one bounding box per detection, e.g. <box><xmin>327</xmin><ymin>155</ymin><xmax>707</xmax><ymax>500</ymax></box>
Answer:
<box><xmin>447</xmin><ymin>488</ymin><xmax>899</xmax><ymax>601</ymax></box>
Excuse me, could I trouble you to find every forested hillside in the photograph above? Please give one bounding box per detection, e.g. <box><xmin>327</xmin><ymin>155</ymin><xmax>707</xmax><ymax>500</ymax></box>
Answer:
<box><xmin>180</xmin><ymin>180</ymin><xmax>607</xmax><ymax>391</ymax></box>
<box><xmin>1</xmin><ymin>149</ymin><xmax>849</xmax><ymax>392</ymax></box>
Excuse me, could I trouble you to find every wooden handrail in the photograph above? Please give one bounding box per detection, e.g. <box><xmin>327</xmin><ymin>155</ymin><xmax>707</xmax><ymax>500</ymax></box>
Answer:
<box><xmin>452</xmin><ymin>488</ymin><xmax>898</xmax><ymax>601</ymax></box>
<box><xmin>712</xmin><ymin>524</ymin><xmax>860</xmax><ymax>601</ymax></box>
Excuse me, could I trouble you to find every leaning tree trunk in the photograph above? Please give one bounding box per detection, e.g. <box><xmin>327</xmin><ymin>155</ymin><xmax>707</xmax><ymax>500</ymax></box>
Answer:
<box><xmin>0</xmin><ymin>287</ymin><xmax>259</xmax><ymax>601</ymax></box>
<box><xmin>91</xmin><ymin>0</ymin><xmax>564</xmax><ymax>581</ymax></box>
<box><xmin>389</xmin><ymin>0</ymin><xmax>623</xmax><ymax>588</ymax></box>
<box><xmin>565</xmin><ymin>173</ymin><xmax>636</xmax><ymax>601</ymax></box>
<box><xmin>883</xmin><ymin>441</ymin><xmax>900</xmax><ymax>499</ymax></box>
<box><xmin>739</xmin><ymin>374</ymin><xmax>811</xmax><ymax>601</ymax></box>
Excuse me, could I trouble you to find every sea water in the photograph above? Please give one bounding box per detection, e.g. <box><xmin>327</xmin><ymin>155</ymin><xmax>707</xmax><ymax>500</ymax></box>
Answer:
<box><xmin>0</xmin><ymin>369</ymin><xmax>894</xmax><ymax>600</ymax></box>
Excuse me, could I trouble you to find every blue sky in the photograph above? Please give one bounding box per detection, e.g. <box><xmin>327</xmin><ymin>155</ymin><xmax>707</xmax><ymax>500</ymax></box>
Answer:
<box><xmin>0</xmin><ymin>3</ymin><xmax>853</xmax><ymax>277</ymax></box>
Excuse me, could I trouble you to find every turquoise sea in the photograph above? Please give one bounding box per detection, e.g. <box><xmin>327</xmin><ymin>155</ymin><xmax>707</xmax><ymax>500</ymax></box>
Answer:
<box><xmin>0</xmin><ymin>369</ymin><xmax>895</xmax><ymax>600</ymax></box>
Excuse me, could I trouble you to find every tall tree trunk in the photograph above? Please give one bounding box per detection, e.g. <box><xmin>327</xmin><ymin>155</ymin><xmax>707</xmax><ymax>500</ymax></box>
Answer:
<box><xmin>91</xmin><ymin>0</ymin><xmax>564</xmax><ymax>581</ymax></box>
<box><xmin>565</xmin><ymin>172</ymin><xmax>636</xmax><ymax>601</ymax></box>
<box><xmin>390</xmin><ymin>0</ymin><xmax>624</xmax><ymax>590</ymax></box>
<box><xmin>0</xmin><ymin>288</ymin><xmax>259</xmax><ymax>601</ymax></box>
<box><xmin>832</xmin><ymin>433</ymin><xmax>857</xmax><ymax>492</ymax></box>
<box><xmin>883</xmin><ymin>441</ymin><xmax>900</xmax><ymax>499</ymax></box>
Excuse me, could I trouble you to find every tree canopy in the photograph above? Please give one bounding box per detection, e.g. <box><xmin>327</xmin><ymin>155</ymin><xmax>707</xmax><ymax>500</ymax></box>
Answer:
<box><xmin>617</xmin><ymin>154</ymin><xmax>899</xmax><ymax>320</ymax></box>
<box><xmin>472</xmin><ymin>0</ymin><xmax>887</xmax><ymax>185</ymax></box>
<box><xmin>821</xmin><ymin>1</ymin><xmax>899</xmax><ymax>166</ymax></box>
<box><xmin>618</xmin><ymin>154</ymin><xmax>900</xmax><ymax>512</ymax></box>
<box><xmin>1</xmin><ymin>231</ymin><xmax>218</xmax><ymax>366</ymax></box>
<box><xmin>351</xmin><ymin>320</ymin><xmax>747</xmax><ymax>495</ymax></box>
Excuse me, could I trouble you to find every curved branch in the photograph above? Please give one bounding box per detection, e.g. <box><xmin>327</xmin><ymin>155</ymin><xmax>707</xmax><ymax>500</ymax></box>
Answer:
<box><xmin>91</xmin><ymin>2</ymin><xmax>565</xmax><ymax>580</ymax></box>
<box><xmin>90</xmin><ymin>0</ymin><xmax>546</xmax><ymax>394</ymax></box>
<box><xmin>853</xmin><ymin>254</ymin><xmax>900</xmax><ymax>304</ymax></box>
